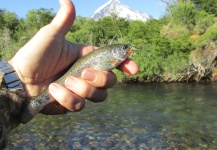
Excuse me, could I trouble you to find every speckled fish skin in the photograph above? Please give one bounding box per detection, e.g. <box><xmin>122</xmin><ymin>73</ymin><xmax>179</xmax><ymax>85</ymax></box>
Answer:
<box><xmin>21</xmin><ymin>44</ymin><xmax>133</xmax><ymax>124</ymax></box>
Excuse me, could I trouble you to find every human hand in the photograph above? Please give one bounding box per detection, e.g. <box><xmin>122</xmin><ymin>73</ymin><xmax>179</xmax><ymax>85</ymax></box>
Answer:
<box><xmin>8</xmin><ymin>0</ymin><xmax>139</xmax><ymax>115</ymax></box>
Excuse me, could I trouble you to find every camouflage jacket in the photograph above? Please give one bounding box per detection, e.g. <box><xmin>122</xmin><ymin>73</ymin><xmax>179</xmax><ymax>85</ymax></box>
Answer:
<box><xmin>0</xmin><ymin>73</ymin><xmax>24</xmax><ymax>149</ymax></box>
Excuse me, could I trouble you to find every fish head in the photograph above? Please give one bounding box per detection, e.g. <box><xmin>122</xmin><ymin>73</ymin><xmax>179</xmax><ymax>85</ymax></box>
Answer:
<box><xmin>111</xmin><ymin>44</ymin><xmax>134</xmax><ymax>61</ymax></box>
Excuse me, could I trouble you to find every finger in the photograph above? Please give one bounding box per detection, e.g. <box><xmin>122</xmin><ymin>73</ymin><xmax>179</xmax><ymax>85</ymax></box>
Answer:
<box><xmin>117</xmin><ymin>58</ymin><xmax>139</xmax><ymax>75</ymax></box>
<box><xmin>49</xmin><ymin>83</ymin><xmax>85</xmax><ymax>112</ymax></box>
<box><xmin>79</xmin><ymin>45</ymin><xmax>98</xmax><ymax>57</ymax></box>
<box><xmin>81</xmin><ymin>69</ymin><xmax>117</xmax><ymax>88</ymax></box>
<box><xmin>51</xmin><ymin>0</ymin><xmax>75</xmax><ymax>36</ymax></box>
<box><xmin>65</xmin><ymin>77</ymin><xmax>108</xmax><ymax>102</ymax></box>
<box><xmin>68</xmin><ymin>42</ymin><xmax>97</xmax><ymax>58</ymax></box>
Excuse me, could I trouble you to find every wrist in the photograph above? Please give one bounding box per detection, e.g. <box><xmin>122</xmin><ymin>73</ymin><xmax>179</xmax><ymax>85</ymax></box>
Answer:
<box><xmin>0</xmin><ymin>60</ymin><xmax>26</xmax><ymax>98</ymax></box>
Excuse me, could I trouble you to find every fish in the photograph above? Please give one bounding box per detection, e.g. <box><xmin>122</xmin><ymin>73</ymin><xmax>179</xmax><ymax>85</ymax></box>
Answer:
<box><xmin>21</xmin><ymin>44</ymin><xmax>134</xmax><ymax>124</ymax></box>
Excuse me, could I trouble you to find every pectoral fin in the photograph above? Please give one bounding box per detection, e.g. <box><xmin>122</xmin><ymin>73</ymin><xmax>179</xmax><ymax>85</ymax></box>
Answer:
<box><xmin>110</xmin><ymin>60</ymin><xmax>118</xmax><ymax>66</ymax></box>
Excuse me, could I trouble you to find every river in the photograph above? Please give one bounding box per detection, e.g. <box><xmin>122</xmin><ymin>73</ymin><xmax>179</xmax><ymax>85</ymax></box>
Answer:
<box><xmin>7</xmin><ymin>82</ymin><xmax>217</xmax><ymax>149</ymax></box>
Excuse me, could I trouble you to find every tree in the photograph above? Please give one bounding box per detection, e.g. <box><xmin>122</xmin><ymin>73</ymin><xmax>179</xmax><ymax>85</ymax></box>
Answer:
<box><xmin>26</xmin><ymin>8</ymin><xmax>55</xmax><ymax>30</ymax></box>
<box><xmin>0</xmin><ymin>9</ymin><xmax>19</xmax><ymax>36</ymax></box>
<box><xmin>170</xmin><ymin>1</ymin><xmax>197</xmax><ymax>29</ymax></box>
<box><xmin>190</xmin><ymin>0</ymin><xmax>217</xmax><ymax>16</ymax></box>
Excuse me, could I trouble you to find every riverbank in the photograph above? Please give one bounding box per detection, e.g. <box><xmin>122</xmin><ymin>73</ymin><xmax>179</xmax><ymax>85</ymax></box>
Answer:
<box><xmin>117</xmin><ymin>40</ymin><xmax>217</xmax><ymax>83</ymax></box>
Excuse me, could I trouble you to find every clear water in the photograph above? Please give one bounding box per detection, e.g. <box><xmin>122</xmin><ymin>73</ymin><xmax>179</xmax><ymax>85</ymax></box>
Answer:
<box><xmin>7</xmin><ymin>83</ymin><xmax>217</xmax><ymax>149</ymax></box>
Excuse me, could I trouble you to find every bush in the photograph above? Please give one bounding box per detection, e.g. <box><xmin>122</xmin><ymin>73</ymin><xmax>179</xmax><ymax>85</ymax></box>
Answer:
<box><xmin>170</xmin><ymin>1</ymin><xmax>197</xmax><ymax>29</ymax></box>
<box><xmin>193</xmin><ymin>25</ymin><xmax>217</xmax><ymax>47</ymax></box>
<box><xmin>193</xmin><ymin>10</ymin><xmax>214</xmax><ymax>34</ymax></box>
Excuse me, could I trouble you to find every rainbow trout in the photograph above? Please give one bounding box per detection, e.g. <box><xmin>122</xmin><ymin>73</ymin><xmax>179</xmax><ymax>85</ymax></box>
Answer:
<box><xmin>21</xmin><ymin>44</ymin><xmax>134</xmax><ymax>123</ymax></box>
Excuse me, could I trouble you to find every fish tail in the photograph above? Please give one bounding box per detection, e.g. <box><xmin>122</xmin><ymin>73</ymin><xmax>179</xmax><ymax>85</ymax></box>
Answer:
<box><xmin>21</xmin><ymin>98</ymin><xmax>50</xmax><ymax>124</ymax></box>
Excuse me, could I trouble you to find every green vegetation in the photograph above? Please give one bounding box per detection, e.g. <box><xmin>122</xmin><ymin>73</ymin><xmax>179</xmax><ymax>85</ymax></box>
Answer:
<box><xmin>1</xmin><ymin>0</ymin><xmax>217</xmax><ymax>82</ymax></box>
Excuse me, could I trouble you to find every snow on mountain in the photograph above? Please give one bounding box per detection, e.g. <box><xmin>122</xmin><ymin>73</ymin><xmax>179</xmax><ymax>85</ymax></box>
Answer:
<box><xmin>91</xmin><ymin>0</ymin><xmax>152</xmax><ymax>22</ymax></box>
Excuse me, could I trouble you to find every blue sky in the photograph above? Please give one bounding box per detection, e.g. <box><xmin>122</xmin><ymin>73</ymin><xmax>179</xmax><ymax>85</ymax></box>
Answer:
<box><xmin>1</xmin><ymin>0</ymin><xmax>166</xmax><ymax>19</ymax></box>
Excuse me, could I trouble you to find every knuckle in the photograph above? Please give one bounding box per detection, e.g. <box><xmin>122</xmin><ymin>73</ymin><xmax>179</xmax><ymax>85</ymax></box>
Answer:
<box><xmin>82</xmin><ymin>85</ymin><xmax>93</xmax><ymax>98</ymax></box>
<box><xmin>111</xmin><ymin>72</ymin><xmax>117</xmax><ymax>84</ymax></box>
<box><xmin>61</xmin><ymin>91</ymin><xmax>85</xmax><ymax>112</ymax></box>
<box><xmin>91</xmin><ymin>89</ymin><xmax>108</xmax><ymax>102</ymax></box>
<box><xmin>105</xmin><ymin>72</ymin><xmax>117</xmax><ymax>88</ymax></box>
<box><xmin>61</xmin><ymin>92</ymin><xmax>71</xmax><ymax>104</ymax></box>
<box><xmin>99</xmin><ymin>90</ymin><xmax>108</xmax><ymax>101</ymax></box>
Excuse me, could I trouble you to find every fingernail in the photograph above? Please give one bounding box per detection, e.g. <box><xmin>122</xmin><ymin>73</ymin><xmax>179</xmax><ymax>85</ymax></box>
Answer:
<box><xmin>49</xmin><ymin>83</ymin><xmax>59</xmax><ymax>93</ymax></box>
<box><xmin>82</xmin><ymin>69</ymin><xmax>96</xmax><ymax>81</ymax></box>
<box><xmin>65</xmin><ymin>76</ymin><xmax>78</xmax><ymax>87</ymax></box>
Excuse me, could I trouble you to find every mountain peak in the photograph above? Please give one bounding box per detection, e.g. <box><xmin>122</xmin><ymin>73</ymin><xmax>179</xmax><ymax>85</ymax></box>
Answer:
<box><xmin>106</xmin><ymin>0</ymin><xmax>121</xmax><ymax>4</ymax></box>
<box><xmin>109</xmin><ymin>0</ymin><xmax>120</xmax><ymax>3</ymax></box>
<box><xmin>91</xmin><ymin>0</ymin><xmax>152</xmax><ymax>22</ymax></box>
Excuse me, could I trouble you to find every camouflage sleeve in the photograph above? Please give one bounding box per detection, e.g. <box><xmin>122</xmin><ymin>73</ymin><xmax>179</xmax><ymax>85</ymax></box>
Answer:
<box><xmin>0</xmin><ymin>73</ymin><xmax>24</xmax><ymax>149</ymax></box>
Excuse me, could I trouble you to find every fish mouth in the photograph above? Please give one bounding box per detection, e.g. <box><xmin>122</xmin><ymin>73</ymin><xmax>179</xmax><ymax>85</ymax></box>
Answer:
<box><xmin>127</xmin><ymin>47</ymin><xmax>135</xmax><ymax>55</ymax></box>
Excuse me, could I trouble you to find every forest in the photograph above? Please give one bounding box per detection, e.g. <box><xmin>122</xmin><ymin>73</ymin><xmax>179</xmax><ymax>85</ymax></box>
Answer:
<box><xmin>1</xmin><ymin>0</ymin><xmax>217</xmax><ymax>82</ymax></box>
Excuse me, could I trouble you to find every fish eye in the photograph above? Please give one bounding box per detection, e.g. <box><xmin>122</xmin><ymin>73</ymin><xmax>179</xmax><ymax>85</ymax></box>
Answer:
<box><xmin>122</xmin><ymin>44</ymin><xmax>129</xmax><ymax>50</ymax></box>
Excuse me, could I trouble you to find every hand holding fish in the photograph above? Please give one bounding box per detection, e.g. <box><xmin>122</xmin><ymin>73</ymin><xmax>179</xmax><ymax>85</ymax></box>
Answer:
<box><xmin>8</xmin><ymin>0</ymin><xmax>139</xmax><ymax>119</ymax></box>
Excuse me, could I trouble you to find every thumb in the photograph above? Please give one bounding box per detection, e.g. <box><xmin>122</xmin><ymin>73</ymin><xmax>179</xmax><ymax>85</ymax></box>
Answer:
<box><xmin>51</xmin><ymin>0</ymin><xmax>76</xmax><ymax>36</ymax></box>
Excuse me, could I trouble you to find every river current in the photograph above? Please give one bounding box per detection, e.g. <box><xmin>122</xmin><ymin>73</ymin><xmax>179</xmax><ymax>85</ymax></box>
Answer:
<box><xmin>7</xmin><ymin>82</ymin><xmax>217</xmax><ymax>149</ymax></box>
